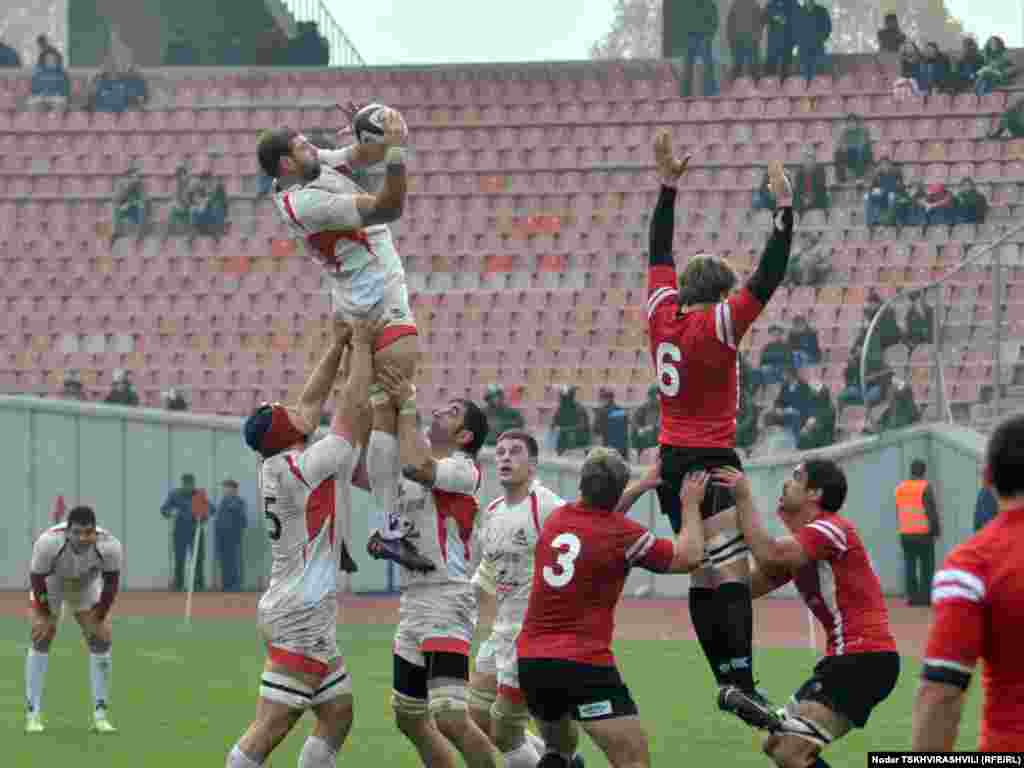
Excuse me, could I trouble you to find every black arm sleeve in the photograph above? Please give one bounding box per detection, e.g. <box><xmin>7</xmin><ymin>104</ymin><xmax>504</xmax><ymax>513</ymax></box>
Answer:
<box><xmin>746</xmin><ymin>206</ymin><xmax>794</xmax><ymax>304</ymax></box>
<box><xmin>649</xmin><ymin>185</ymin><xmax>677</xmax><ymax>267</ymax></box>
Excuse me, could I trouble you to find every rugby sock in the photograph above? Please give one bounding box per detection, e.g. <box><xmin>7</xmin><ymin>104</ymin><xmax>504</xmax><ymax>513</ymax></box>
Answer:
<box><xmin>227</xmin><ymin>744</ymin><xmax>263</xmax><ymax>768</ymax></box>
<box><xmin>503</xmin><ymin>742</ymin><xmax>541</xmax><ymax>768</ymax></box>
<box><xmin>89</xmin><ymin>651</ymin><xmax>112</xmax><ymax>710</ymax></box>
<box><xmin>25</xmin><ymin>649</ymin><xmax>48</xmax><ymax>713</ymax></box>
<box><xmin>716</xmin><ymin>581</ymin><xmax>755</xmax><ymax>691</ymax></box>
<box><xmin>298</xmin><ymin>735</ymin><xmax>338</xmax><ymax>768</ymax></box>
<box><xmin>688</xmin><ymin>587</ymin><xmax>729</xmax><ymax>684</ymax></box>
<box><xmin>367</xmin><ymin>430</ymin><xmax>401</xmax><ymax>539</ymax></box>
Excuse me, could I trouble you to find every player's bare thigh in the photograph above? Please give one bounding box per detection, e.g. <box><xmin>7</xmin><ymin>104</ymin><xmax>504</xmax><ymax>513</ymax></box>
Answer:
<box><xmin>310</xmin><ymin>658</ymin><xmax>355</xmax><ymax>749</ymax></box>
<box><xmin>581</xmin><ymin>715</ymin><xmax>652</xmax><ymax>768</ymax></box>
<box><xmin>374</xmin><ymin>334</ymin><xmax>420</xmax><ymax>381</ymax></box>
<box><xmin>468</xmin><ymin>670</ymin><xmax>498</xmax><ymax>733</ymax></box>
<box><xmin>762</xmin><ymin>700</ymin><xmax>851</xmax><ymax>768</ymax></box>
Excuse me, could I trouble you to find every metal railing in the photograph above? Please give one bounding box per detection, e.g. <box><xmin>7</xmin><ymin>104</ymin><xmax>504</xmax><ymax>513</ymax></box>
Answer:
<box><xmin>860</xmin><ymin>217</ymin><xmax>1024</xmax><ymax>435</ymax></box>
<box><xmin>279</xmin><ymin>0</ymin><xmax>365</xmax><ymax>67</ymax></box>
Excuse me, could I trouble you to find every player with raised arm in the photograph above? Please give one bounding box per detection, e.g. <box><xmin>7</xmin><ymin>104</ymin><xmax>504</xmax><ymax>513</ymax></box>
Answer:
<box><xmin>912</xmin><ymin>413</ymin><xmax>1024</xmax><ymax>752</ymax></box>
<box><xmin>25</xmin><ymin>505</ymin><xmax>123</xmax><ymax>734</ymax></box>
<box><xmin>713</xmin><ymin>462</ymin><xmax>899</xmax><ymax>768</ymax></box>
<box><xmin>515</xmin><ymin>450</ymin><xmax>708</xmax><ymax>768</ymax></box>
<box><xmin>372</xmin><ymin>364</ymin><xmax>496</xmax><ymax>768</ymax></box>
<box><xmin>468</xmin><ymin>430</ymin><xmax>585</xmax><ymax>768</ymax></box>
<box><xmin>225</xmin><ymin>315</ymin><xmax>381</xmax><ymax>768</ymax></box>
<box><xmin>646</xmin><ymin>129</ymin><xmax>793</xmax><ymax>718</ymax></box>
<box><xmin>257</xmin><ymin>104</ymin><xmax>433</xmax><ymax>575</ymax></box>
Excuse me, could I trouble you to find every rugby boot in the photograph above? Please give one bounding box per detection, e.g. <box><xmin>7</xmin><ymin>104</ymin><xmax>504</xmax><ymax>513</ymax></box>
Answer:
<box><xmin>25</xmin><ymin>710</ymin><xmax>44</xmax><ymax>734</ymax></box>
<box><xmin>92</xmin><ymin>706</ymin><xmax>117</xmax><ymax>734</ymax></box>
<box><xmin>718</xmin><ymin>685</ymin><xmax>783</xmax><ymax>731</ymax></box>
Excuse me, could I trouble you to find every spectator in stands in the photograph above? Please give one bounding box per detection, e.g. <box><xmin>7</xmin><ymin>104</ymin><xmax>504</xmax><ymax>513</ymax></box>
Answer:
<box><xmin>630</xmin><ymin>384</ymin><xmax>661</xmax><ymax>456</ymax></box>
<box><xmin>899</xmin><ymin>40</ymin><xmax>924</xmax><ymax>84</ymax></box>
<box><xmin>923</xmin><ymin>183</ymin><xmax>955</xmax><ymax>227</ymax></box>
<box><xmin>751</xmin><ymin>169</ymin><xmax>776</xmax><ymax>210</ymax></box>
<box><xmin>163</xmin><ymin>26</ymin><xmax>200</xmax><ymax>66</ymax></box>
<box><xmin>863</xmin><ymin>289</ymin><xmax>903</xmax><ymax>350</ymax></box>
<box><xmin>754</xmin><ymin>410</ymin><xmax>797</xmax><ymax>454</ymax></box>
<box><xmin>763</xmin><ymin>0</ymin><xmax>798</xmax><ymax>79</ymax></box>
<box><xmin>864</xmin><ymin>157</ymin><xmax>903</xmax><ymax>226</ymax></box>
<box><xmin>868</xmin><ymin>376</ymin><xmax>920</xmax><ymax>433</ymax></box>
<box><xmin>770</xmin><ymin>364</ymin><xmax>815</xmax><ymax>436</ymax></box>
<box><xmin>903</xmin><ymin>292</ymin><xmax>935</xmax><ymax>352</ymax></box>
<box><xmin>787</xmin><ymin>314</ymin><xmax>821</xmax><ymax>368</ymax></box>
<box><xmin>28</xmin><ymin>36</ymin><xmax>69</xmax><ymax>111</ymax></box>
<box><xmin>677</xmin><ymin>0</ymin><xmax>720</xmax><ymax>98</ymax></box>
<box><xmin>877</xmin><ymin>13</ymin><xmax>906</xmax><ymax>53</ymax></box>
<box><xmin>833</xmin><ymin>113</ymin><xmax>873</xmax><ymax>182</ymax></box>
<box><xmin>288</xmin><ymin>21</ymin><xmax>330</xmax><ymax>66</ymax></box>
<box><xmin>213</xmin><ymin>478</ymin><xmax>247</xmax><ymax>592</ymax></box>
<box><xmin>190</xmin><ymin>173</ymin><xmax>229</xmax><ymax>239</ymax></box>
<box><xmin>88</xmin><ymin>68</ymin><xmax>129</xmax><ymax>113</ymax></box>
<box><xmin>975</xmin><ymin>35</ymin><xmax>1012</xmax><ymax>96</ymax></box>
<box><xmin>105</xmin><ymin>369</ymin><xmax>140</xmax><ymax>406</ymax></box>
<box><xmin>552</xmin><ymin>385</ymin><xmax>591</xmax><ymax>455</ymax></box>
<box><xmin>593</xmin><ymin>386</ymin><xmax>630</xmax><ymax>458</ymax></box>
<box><xmin>796</xmin><ymin>0</ymin><xmax>831</xmax><ymax>82</ymax></box>
<box><xmin>62</xmin><ymin>369</ymin><xmax>85</xmax><ymax>400</ymax></box>
<box><xmin>727</xmin><ymin>0</ymin><xmax>763</xmax><ymax>80</ymax></box>
<box><xmin>953</xmin><ymin>178</ymin><xmax>988</xmax><ymax>224</ymax></box>
<box><xmin>786</xmin><ymin>239</ymin><xmax>831</xmax><ymax>286</ymax></box>
<box><xmin>482</xmin><ymin>383</ymin><xmax>525</xmax><ymax>447</ymax></box>
<box><xmin>111</xmin><ymin>166</ymin><xmax>148</xmax><ymax>242</ymax></box>
<box><xmin>164</xmin><ymin>387</ymin><xmax>188</xmax><ymax>411</ymax></box>
<box><xmin>0</xmin><ymin>37</ymin><xmax>20</xmax><ymax>67</ymax></box>
<box><xmin>735</xmin><ymin>385</ymin><xmax>760</xmax><ymax>455</ymax></box>
<box><xmin>797</xmin><ymin>381</ymin><xmax>836</xmax><ymax>450</ymax></box>
<box><xmin>223</xmin><ymin>35</ymin><xmax>245</xmax><ymax>66</ymax></box>
<box><xmin>919</xmin><ymin>42</ymin><xmax>953</xmax><ymax>95</ymax></box>
<box><xmin>838</xmin><ymin>340</ymin><xmax>887</xmax><ymax>408</ymax></box>
<box><xmin>741</xmin><ymin>350</ymin><xmax>762</xmax><ymax>397</ymax></box>
<box><xmin>168</xmin><ymin>165</ymin><xmax>195</xmax><ymax>236</ymax></box>
<box><xmin>759</xmin><ymin>324</ymin><xmax>791</xmax><ymax>385</ymax></box>
<box><xmin>953</xmin><ymin>37</ymin><xmax>984</xmax><ymax>93</ymax></box>
<box><xmin>987</xmin><ymin>94</ymin><xmax>1024</xmax><ymax>139</ymax></box>
<box><xmin>792</xmin><ymin>148</ymin><xmax>829</xmax><ymax>214</ymax></box>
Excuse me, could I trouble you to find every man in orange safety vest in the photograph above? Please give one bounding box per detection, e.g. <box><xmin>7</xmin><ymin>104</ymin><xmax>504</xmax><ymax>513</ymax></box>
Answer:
<box><xmin>895</xmin><ymin>459</ymin><xmax>941</xmax><ymax>606</ymax></box>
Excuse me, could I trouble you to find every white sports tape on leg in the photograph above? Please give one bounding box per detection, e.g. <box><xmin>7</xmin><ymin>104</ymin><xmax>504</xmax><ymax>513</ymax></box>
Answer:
<box><xmin>310</xmin><ymin>665</ymin><xmax>352</xmax><ymax>707</ymax></box>
<box><xmin>702</xmin><ymin>525</ymin><xmax>750</xmax><ymax>569</ymax></box>
<box><xmin>779</xmin><ymin>715</ymin><xmax>834</xmax><ymax>748</ymax></box>
<box><xmin>260</xmin><ymin>671</ymin><xmax>314</xmax><ymax>710</ymax></box>
<box><xmin>298</xmin><ymin>735</ymin><xmax>337</xmax><ymax>768</ymax></box>
<box><xmin>429</xmin><ymin>683</ymin><xmax>469</xmax><ymax>715</ymax></box>
<box><xmin>468</xmin><ymin>685</ymin><xmax>497</xmax><ymax>713</ymax></box>
<box><xmin>391</xmin><ymin>690</ymin><xmax>430</xmax><ymax>717</ymax></box>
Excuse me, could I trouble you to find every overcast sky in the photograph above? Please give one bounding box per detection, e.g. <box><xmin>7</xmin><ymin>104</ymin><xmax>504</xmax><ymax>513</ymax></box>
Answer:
<box><xmin>328</xmin><ymin>0</ymin><xmax>1022</xmax><ymax>66</ymax></box>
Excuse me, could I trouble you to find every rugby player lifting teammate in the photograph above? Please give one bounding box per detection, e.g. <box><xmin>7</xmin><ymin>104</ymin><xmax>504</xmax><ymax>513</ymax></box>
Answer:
<box><xmin>646</xmin><ymin>129</ymin><xmax>793</xmax><ymax>717</ymax></box>
<box><xmin>257</xmin><ymin>104</ymin><xmax>434</xmax><ymax>574</ymax></box>
<box><xmin>714</xmin><ymin>462</ymin><xmax>899</xmax><ymax>768</ymax></box>
<box><xmin>226</xmin><ymin>315</ymin><xmax>381</xmax><ymax>768</ymax></box>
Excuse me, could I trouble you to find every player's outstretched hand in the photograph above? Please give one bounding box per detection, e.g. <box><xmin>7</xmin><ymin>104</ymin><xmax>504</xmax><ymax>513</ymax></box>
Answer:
<box><xmin>377</xmin><ymin>364</ymin><xmax>416</xmax><ymax>408</ymax></box>
<box><xmin>710</xmin><ymin>467</ymin><xmax>752</xmax><ymax>501</ymax></box>
<box><xmin>653</xmin><ymin>129</ymin><xmax>691</xmax><ymax>186</ymax></box>
<box><xmin>379</xmin><ymin>107</ymin><xmax>408</xmax><ymax>147</ymax></box>
<box><xmin>680</xmin><ymin>470</ymin><xmax>710</xmax><ymax>509</ymax></box>
<box><xmin>767</xmin><ymin>160</ymin><xmax>793</xmax><ymax>208</ymax></box>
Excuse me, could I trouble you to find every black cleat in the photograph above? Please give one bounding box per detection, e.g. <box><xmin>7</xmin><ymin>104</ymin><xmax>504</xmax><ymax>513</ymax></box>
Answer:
<box><xmin>718</xmin><ymin>685</ymin><xmax>783</xmax><ymax>731</ymax></box>
<box><xmin>367</xmin><ymin>532</ymin><xmax>436</xmax><ymax>573</ymax></box>
<box><xmin>339</xmin><ymin>538</ymin><xmax>359</xmax><ymax>573</ymax></box>
<box><xmin>537</xmin><ymin>755</ymin><xmax>571</xmax><ymax>768</ymax></box>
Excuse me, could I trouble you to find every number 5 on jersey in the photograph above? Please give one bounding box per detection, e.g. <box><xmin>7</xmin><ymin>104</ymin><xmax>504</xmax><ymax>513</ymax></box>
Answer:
<box><xmin>656</xmin><ymin>342</ymin><xmax>684</xmax><ymax>397</ymax></box>
<box><xmin>264</xmin><ymin>496</ymin><xmax>282</xmax><ymax>541</ymax></box>
<box><xmin>543</xmin><ymin>532</ymin><xmax>582</xmax><ymax>588</ymax></box>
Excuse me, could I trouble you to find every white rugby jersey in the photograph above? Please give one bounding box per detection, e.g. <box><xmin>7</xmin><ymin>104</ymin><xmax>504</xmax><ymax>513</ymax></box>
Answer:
<box><xmin>273</xmin><ymin>146</ymin><xmax>405</xmax><ymax>318</ymax></box>
<box><xmin>472</xmin><ymin>483</ymin><xmax>565</xmax><ymax>633</ymax></box>
<box><xmin>30</xmin><ymin>524</ymin><xmax>123</xmax><ymax>581</ymax></box>
<box><xmin>258</xmin><ymin>433</ymin><xmax>356</xmax><ymax>615</ymax></box>
<box><xmin>390</xmin><ymin>451</ymin><xmax>482</xmax><ymax>590</ymax></box>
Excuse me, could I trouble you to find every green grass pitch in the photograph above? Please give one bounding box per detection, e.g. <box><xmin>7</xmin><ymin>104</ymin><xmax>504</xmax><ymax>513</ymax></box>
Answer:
<box><xmin>0</xmin><ymin>615</ymin><xmax>980</xmax><ymax>767</ymax></box>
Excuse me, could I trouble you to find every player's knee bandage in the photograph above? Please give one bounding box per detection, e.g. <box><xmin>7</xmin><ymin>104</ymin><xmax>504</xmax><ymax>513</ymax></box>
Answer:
<box><xmin>310</xmin><ymin>665</ymin><xmax>352</xmax><ymax>707</ymax></box>
<box><xmin>260</xmin><ymin>671</ymin><xmax>314</xmax><ymax>710</ymax></box>
<box><xmin>429</xmin><ymin>683</ymin><xmax>469</xmax><ymax>716</ymax></box>
<box><xmin>702</xmin><ymin>522</ymin><xmax>750</xmax><ymax>569</ymax></box>
<box><xmin>468</xmin><ymin>686</ymin><xmax>497</xmax><ymax>714</ymax></box>
<box><xmin>298</xmin><ymin>736</ymin><xmax>338</xmax><ymax>768</ymax></box>
<box><xmin>392</xmin><ymin>690</ymin><xmax>429</xmax><ymax>718</ymax></box>
<box><xmin>491</xmin><ymin>695</ymin><xmax>530</xmax><ymax>730</ymax></box>
<box><xmin>777</xmin><ymin>715</ymin><xmax>833</xmax><ymax>748</ymax></box>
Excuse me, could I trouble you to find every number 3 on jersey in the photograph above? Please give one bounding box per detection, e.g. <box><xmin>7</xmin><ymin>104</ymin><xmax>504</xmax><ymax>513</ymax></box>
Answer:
<box><xmin>656</xmin><ymin>342</ymin><xmax>684</xmax><ymax>397</ymax></box>
<box><xmin>543</xmin><ymin>532</ymin><xmax>582</xmax><ymax>588</ymax></box>
<box><xmin>264</xmin><ymin>496</ymin><xmax>282</xmax><ymax>541</ymax></box>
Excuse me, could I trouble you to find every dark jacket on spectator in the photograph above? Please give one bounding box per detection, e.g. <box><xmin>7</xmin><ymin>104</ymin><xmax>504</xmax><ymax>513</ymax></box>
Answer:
<box><xmin>775</xmin><ymin>377</ymin><xmax>816</xmax><ymax>429</ymax></box>
<box><xmin>594</xmin><ymin>399</ymin><xmax>630</xmax><ymax>457</ymax></box>
<box><xmin>214</xmin><ymin>495</ymin><xmax>248</xmax><ymax>537</ymax></box>
<box><xmin>787</xmin><ymin>326</ymin><xmax>821</xmax><ymax>364</ymax></box>
<box><xmin>956</xmin><ymin>41</ymin><xmax>984</xmax><ymax>90</ymax></box>
<box><xmin>793</xmin><ymin>163</ymin><xmax>830</xmax><ymax>212</ymax></box>
<box><xmin>727</xmin><ymin>0</ymin><xmax>763</xmax><ymax>46</ymax></box>
<box><xmin>736</xmin><ymin>388</ymin><xmax>759</xmax><ymax>451</ymax></box>
<box><xmin>797</xmin><ymin>384</ymin><xmax>836</xmax><ymax>450</ymax></box>
<box><xmin>875</xmin><ymin>379</ymin><xmax>919</xmax><ymax>431</ymax></box>
<box><xmin>878</xmin><ymin>23</ymin><xmax>906</xmax><ymax>53</ymax></box>
<box><xmin>797</xmin><ymin>2</ymin><xmax>832</xmax><ymax>51</ymax></box>
<box><xmin>0</xmin><ymin>41</ymin><xmax>20</xmax><ymax>67</ymax></box>
<box><xmin>920</xmin><ymin>47</ymin><xmax>953</xmax><ymax>93</ymax></box>
<box><xmin>904</xmin><ymin>301</ymin><xmax>934</xmax><ymax>348</ymax></box>
<box><xmin>553</xmin><ymin>390</ymin><xmax>591</xmax><ymax>455</ymax></box>
<box><xmin>955</xmin><ymin>182</ymin><xmax>988</xmax><ymax>224</ymax></box>
<box><xmin>760</xmin><ymin>337</ymin><xmax>791</xmax><ymax>369</ymax></box>
<box><xmin>974</xmin><ymin>486</ymin><xmax>998</xmax><ymax>531</ymax></box>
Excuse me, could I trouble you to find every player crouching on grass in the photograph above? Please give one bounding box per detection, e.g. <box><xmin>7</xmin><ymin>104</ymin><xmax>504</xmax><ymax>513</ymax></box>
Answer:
<box><xmin>26</xmin><ymin>505</ymin><xmax>123</xmax><ymax>734</ymax></box>
<box><xmin>515</xmin><ymin>450</ymin><xmax>710</xmax><ymax>768</ymax></box>
<box><xmin>226</xmin><ymin>316</ymin><xmax>382</xmax><ymax>768</ymax></box>
<box><xmin>713</xmin><ymin>462</ymin><xmax>899</xmax><ymax>768</ymax></box>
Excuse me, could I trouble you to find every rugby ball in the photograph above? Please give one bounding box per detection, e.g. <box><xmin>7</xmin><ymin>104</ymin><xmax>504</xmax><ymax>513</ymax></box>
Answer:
<box><xmin>352</xmin><ymin>103</ymin><xmax>390</xmax><ymax>144</ymax></box>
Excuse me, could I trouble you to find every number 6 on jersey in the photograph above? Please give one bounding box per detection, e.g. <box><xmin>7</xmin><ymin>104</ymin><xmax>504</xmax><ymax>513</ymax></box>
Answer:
<box><xmin>656</xmin><ymin>342</ymin><xmax>683</xmax><ymax>397</ymax></box>
<box><xmin>542</xmin><ymin>532</ymin><xmax>582</xmax><ymax>588</ymax></box>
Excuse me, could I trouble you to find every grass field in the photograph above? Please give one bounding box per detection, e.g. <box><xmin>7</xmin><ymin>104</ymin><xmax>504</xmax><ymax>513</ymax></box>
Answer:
<box><xmin>0</xmin><ymin>609</ymin><xmax>981</xmax><ymax>768</ymax></box>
